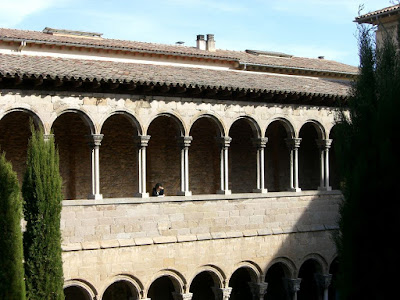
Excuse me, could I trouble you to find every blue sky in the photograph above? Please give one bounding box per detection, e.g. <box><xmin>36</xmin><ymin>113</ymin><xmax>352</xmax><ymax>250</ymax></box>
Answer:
<box><xmin>0</xmin><ymin>0</ymin><xmax>394</xmax><ymax>66</ymax></box>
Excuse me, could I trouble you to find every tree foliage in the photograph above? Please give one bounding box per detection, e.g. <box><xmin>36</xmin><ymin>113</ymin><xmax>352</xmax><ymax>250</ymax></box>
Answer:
<box><xmin>22</xmin><ymin>126</ymin><xmax>64</xmax><ymax>300</ymax></box>
<box><xmin>334</xmin><ymin>21</ymin><xmax>400</xmax><ymax>299</ymax></box>
<box><xmin>0</xmin><ymin>151</ymin><xmax>26</xmax><ymax>300</ymax></box>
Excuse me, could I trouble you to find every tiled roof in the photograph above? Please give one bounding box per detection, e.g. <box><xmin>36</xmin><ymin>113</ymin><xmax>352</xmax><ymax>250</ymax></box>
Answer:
<box><xmin>0</xmin><ymin>28</ymin><xmax>358</xmax><ymax>74</ymax></box>
<box><xmin>355</xmin><ymin>4</ymin><xmax>400</xmax><ymax>23</ymax></box>
<box><xmin>0</xmin><ymin>53</ymin><xmax>351</xmax><ymax>98</ymax></box>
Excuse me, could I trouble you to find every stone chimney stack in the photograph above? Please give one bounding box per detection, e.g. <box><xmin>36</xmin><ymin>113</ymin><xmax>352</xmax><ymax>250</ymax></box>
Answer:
<box><xmin>206</xmin><ymin>34</ymin><xmax>216</xmax><ymax>52</ymax></box>
<box><xmin>196</xmin><ymin>34</ymin><xmax>206</xmax><ymax>50</ymax></box>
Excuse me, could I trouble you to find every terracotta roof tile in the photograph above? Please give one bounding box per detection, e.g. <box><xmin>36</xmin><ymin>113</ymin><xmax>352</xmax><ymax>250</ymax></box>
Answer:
<box><xmin>0</xmin><ymin>53</ymin><xmax>351</xmax><ymax>97</ymax></box>
<box><xmin>0</xmin><ymin>28</ymin><xmax>358</xmax><ymax>74</ymax></box>
<box><xmin>355</xmin><ymin>4</ymin><xmax>400</xmax><ymax>23</ymax></box>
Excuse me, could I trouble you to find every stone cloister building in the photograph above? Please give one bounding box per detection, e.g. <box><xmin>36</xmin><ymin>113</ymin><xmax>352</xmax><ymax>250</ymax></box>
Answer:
<box><xmin>0</xmin><ymin>24</ymin><xmax>358</xmax><ymax>300</ymax></box>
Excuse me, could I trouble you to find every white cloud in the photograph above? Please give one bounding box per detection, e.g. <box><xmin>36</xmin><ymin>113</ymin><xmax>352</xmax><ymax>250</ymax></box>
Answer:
<box><xmin>0</xmin><ymin>0</ymin><xmax>62</xmax><ymax>27</ymax></box>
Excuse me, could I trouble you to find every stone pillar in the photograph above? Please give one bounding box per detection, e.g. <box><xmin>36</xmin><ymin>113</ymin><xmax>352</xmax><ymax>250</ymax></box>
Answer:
<box><xmin>172</xmin><ymin>292</ymin><xmax>193</xmax><ymax>300</ymax></box>
<box><xmin>252</xmin><ymin>138</ymin><xmax>268</xmax><ymax>193</ymax></box>
<box><xmin>87</xmin><ymin>134</ymin><xmax>103</xmax><ymax>200</ymax></box>
<box><xmin>216</xmin><ymin>136</ymin><xmax>232</xmax><ymax>195</ymax></box>
<box><xmin>177</xmin><ymin>136</ymin><xmax>193</xmax><ymax>196</ymax></box>
<box><xmin>316</xmin><ymin>139</ymin><xmax>332</xmax><ymax>191</ymax></box>
<box><xmin>315</xmin><ymin>274</ymin><xmax>332</xmax><ymax>300</ymax></box>
<box><xmin>212</xmin><ymin>287</ymin><xmax>232</xmax><ymax>300</ymax></box>
<box><xmin>248</xmin><ymin>282</ymin><xmax>268</xmax><ymax>300</ymax></box>
<box><xmin>285</xmin><ymin>278</ymin><xmax>301</xmax><ymax>300</ymax></box>
<box><xmin>285</xmin><ymin>138</ymin><xmax>302</xmax><ymax>192</ymax></box>
<box><xmin>135</xmin><ymin>135</ymin><xmax>150</xmax><ymax>198</ymax></box>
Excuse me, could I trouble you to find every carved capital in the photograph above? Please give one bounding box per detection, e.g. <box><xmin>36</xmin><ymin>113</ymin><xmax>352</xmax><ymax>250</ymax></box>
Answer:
<box><xmin>315</xmin><ymin>274</ymin><xmax>332</xmax><ymax>289</ymax></box>
<box><xmin>216</xmin><ymin>136</ymin><xmax>232</xmax><ymax>148</ymax></box>
<box><xmin>285</xmin><ymin>138</ymin><xmax>302</xmax><ymax>149</ymax></box>
<box><xmin>316</xmin><ymin>139</ymin><xmax>332</xmax><ymax>150</ymax></box>
<box><xmin>285</xmin><ymin>278</ymin><xmax>302</xmax><ymax>294</ymax></box>
<box><xmin>86</xmin><ymin>134</ymin><xmax>104</xmax><ymax>147</ymax></box>
<box><xmin>177</xmin><ymin>136</ymin><xmax>193</xmax><ymax>148</ymax></box>
<box><xmin>135</xmin><ymin>135</ymin><xmax>151</xmax><ymax>148</ymax></box>
<box><xmin>252</xmin><ymin>137</ymin><xmax>268</xmax><ymax>149</ymax></box>
<box><xmin>248</xmin><ymin>282</ymin><xmax>268</xmax><ymax>298</ymax></box>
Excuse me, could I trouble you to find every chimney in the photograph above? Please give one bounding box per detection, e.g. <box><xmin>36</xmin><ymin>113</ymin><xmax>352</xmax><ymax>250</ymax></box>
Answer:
<box><xmin>196</xmin><ymin>35</ymin><xmax>206</xmax><ymax>50</ymax></box>
<box><xmin>206</xmin><ymin>34</ymin><xmax>216</xmax><ymax>52</ymax></box>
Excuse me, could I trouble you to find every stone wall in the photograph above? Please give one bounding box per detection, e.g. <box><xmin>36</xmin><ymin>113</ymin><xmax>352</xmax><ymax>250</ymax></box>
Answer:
<box><xmin>61</xmin><ymin>191</ymin><xmax>340</xmax><ymax>297</ymax></box>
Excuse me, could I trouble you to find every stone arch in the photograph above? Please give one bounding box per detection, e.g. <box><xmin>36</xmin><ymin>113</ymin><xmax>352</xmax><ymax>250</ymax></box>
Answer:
<box><xmin>147</xmin><ymin>269</ymin><xmax>186</xmax><ymax>296</ymax></box>
<box><xmin>99</xmin><ymin>110</ymin><xmax>143</xmax><ymax>136</ymax></box>
<box><xmin>100</xmin><ymin>112</ymin><xmax>140</xmax><ymax>198</ymax></box>
<box><xmin>298</xmin><ymin>121</ymin><xmax>324</xmax><ymax>190</ymax></box>
<box><xmin>265</xmin><ymin>118</ymin><xmax>294</xmax><ymax>191</ymax></box>
<box><xmin>189</xmin><ymin>265</ymin><xmax>226</xmax><ymax>300</ymax></box>
<box><xmin>228</xmin><ymin>115</ymin><xmax>261</xmax><ymax>138</ymax></box>
<box><xmin>0</xmin><ymin>107</ymin><xmax>44</xmax><ymax>131</ymax></box>
<box><xmin>265</xmin><ymin>258</ymin><xmax>296</xmax><ymax>300</ymax></box>
<box><xmin>0</xmin><ymin>108</ymin><xmax>44</xmax><ymax>185</ymax></box>
<box><xmin>266</xmin><ymin>257</ymin><xmax>297</xmax><ymax>279</ymax></box>
<box><xmin>146</xmin><ymin>112</ymin><xmax>185</xmax><ymax>136</ymax></box>
<box><xmin>189</xmin><ymin>114</ymin><xmax>224</xmax><ymax>195</ymax></box>
<box><xmin>299</xmin><ymin>120</ymin><xmax>326</xmax><ymax>140</ymax></box>
<box><xmin>230</xmin><ymin>261</ymin><xmax>263</xmax><ymax>283</ymax></box>
<box><xmin>229</xmin><ymin>262</ymin><xmax>262</xmax><ymax>300</ymax></box>
<box><xmin>189</xmin><ymin>265</ymin><xmax>226</xmax><ymax>289</ymax></box>
<box><xmin>64</xmin><ymin>279</ymin><xmax>97</xmax><ymax>300</ymax></box>
<box><xmin>101</xmin><ymin>274</ymin><xmax>143</xmax><ymax>300</ymax></box>
<box><xmin>50</xmin><ymin>108</ymin><xmax>96</xmax><ymax>135</ymax></box>
<box><xmin>298</xmin><ymin>253</ymin><xmax>328</xmax><ymax>275</ymax></box>
<box><xmin>297</xmin><ymin>255</ymin><xmax>327</xmax><ymax>300</ymax></box>
<box><xmin>51</xmin><ymin>109</ymin><xmax>94</xmax><ymax>199</ymax></box>
<box><xmin>229</xmin><ymin>117</ymin><xmax>259</xmax><ymax>193</ymax></box>
<box><xmin>189</xmin><ymin>113</ymin><xmax>225</xmax><ymax>137</ymax></box>
<box><xmin>328</xmin><ymin>124</ymin><xmax>340</xmax><ymax>189</ymax></box>
<box><xmin>265</xmin><ymin>117</ymin><xmax>295</xmax><ymax>139</ymax></box>
<box><xmin>147</xmin><ymin>114</ymin><xmax>184</xmax><ymax>195</ymax></box>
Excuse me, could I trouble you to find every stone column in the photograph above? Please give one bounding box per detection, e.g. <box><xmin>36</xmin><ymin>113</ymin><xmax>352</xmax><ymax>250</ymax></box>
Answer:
<box><xmin>315</xmin><ymin>274</ymin><xmax>332</xmax><ymax>300</ymax></box>
<box><xmin>212</xmin><ymin>287</ymin><xmax>232</xmax><ymax>300</ymax></box>
<box><xmin>248</xmin><ymin>282</ymin><xmax>268</xmax><ymax>300</ymax></box>
<box><xmin>285</xmin><ymin>138</ymin><xmax>302</xmax><ymax>192</ymax></box>
<box><xmin>252</xmin><ymin>138</ymin><xmax>268</xmax><ymax>193</ymax></box>
<box><xmin>135</xmin><ymin>135</ymin><xmax>150</xmax><ymax>198</ymax></box>
<box><xmin>285</xmin><ymin>278</ymin><xmax>301</xmax><ymax>300</ymax></box>
<box><xmin>87</xmin><ymin>134</ymin><xmax>103</xmax><ymax>200</ymax></box>
<box><xmin>177</xmin><ymin>136</ymin><xmax>193</xmax><ymax>196</ymax></box>
<box><xmin>216</xmin><ymin>136</ymin><xmax>232</xmax><ymax>195</ymax></box>
<box><xmin>172</xmin><ymin>292</ymin><xmax>193</xmax><ymax>300</ymax></box>
<box><xmin>316</xmin><ymin>139</ymin><xmax>332</xmax><ymax>191</ymax></box>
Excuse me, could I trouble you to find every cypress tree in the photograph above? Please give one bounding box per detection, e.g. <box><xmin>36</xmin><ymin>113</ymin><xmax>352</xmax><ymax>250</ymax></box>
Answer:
<box><xmin>22</xmin><ymin>126</ymin><xmax>64</xmax><ymax>300</ymax></box>
<box><xmin>0</xmin><ymin>151</ymin><xmax>26</xmax><ymax>300</ymax></box>
<box><xmin>334</xmin><ymin>20</ymin><xmax>400</xmax><ymax>299</ymax></box>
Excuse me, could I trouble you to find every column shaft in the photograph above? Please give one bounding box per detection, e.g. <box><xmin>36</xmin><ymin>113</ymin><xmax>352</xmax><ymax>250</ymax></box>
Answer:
<box><xmin>216</xmin><ymin>137</ymin><xmax>232</xmax><ymax>194</ymax></box>
<box><xmin>252</xmin><ymin>137</ymin><xmax>268</xmax><ymax>193</ymax></box>
<box><xmin>87</xmin><ymin>134</ymin><xmax>103</xmax><ymax>200</ymax></box>
<box><xmin>177</xmin><ymin>136</ymin><xmax>192</xmax><ymax>196</ymax></box>
<box><xmin>135</xmin><ymin>135</ymin><xmax>150</xmax><ymax>198</ymax></box>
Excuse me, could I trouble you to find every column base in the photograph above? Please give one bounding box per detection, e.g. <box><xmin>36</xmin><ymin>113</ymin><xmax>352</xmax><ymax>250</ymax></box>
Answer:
<box><xmin>88</xmin><ymin>193</ymin><xmax>103</xmax><ymax>200</ymax></box>
<box><xmin>217</xmin><ymin>189</ymin><xmax>232</xmax><ymax>195</ymax></box>
<box><xmin>177</xmin><ymin>191</ymin><xmax>192</xmax><ymax>196</ymax></box>
<box><xmin>134</xmin><ymin>192</ymin><xmax>149</xmax><ymax>198</ymax></box>
<box><xmin>289</xmin><ymin>187</ymin><xmax>302</xmax><ymax>192</ymax></box>
<box><xmin>253</xmin><ymin>188</ymin><xmax>268</xmax><ymax>193</ymax></box>
<box><xmin>318</xmin><ymin>186</ymin><xmax>332</xmax><ymax>191</ymax></box>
